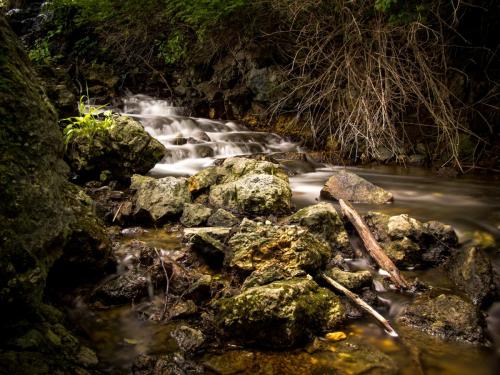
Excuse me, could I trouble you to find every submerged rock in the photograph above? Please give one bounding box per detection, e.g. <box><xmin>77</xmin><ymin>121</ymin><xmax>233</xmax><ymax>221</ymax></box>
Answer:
<box><xmin>65</xmin><ymin>115</ymin><xmax>166</xmax><ymax>182</ymax></box>
<box><xmin>130</xmin><ymin>174</ymin><xmax>191</xmax><ymax>223</ymax></box>
<box><xmin>227</xmin><ymin>220</ymin><xmax>332</xmax><ymax>274</ymax></box>
<box><xmin>180</xmin><ymin>203</ymin><xmax>212</xmax><ymax>227</ymax></box>
<box><xmin>397</xmin><ymin>294</ymin><xmax>483</xmax><ymax>343</ymax></box>
<box><xmin>216</xmin><ymin>277</ymin><xmax>345</xmax><ymax>347</ymax></box>
<box><xmin>286</xmin><ymin>202</ymin><xmax>352</xmax><ymax>256</ymax></box>
<box><xmin>446</xmin><ymin>246</ymin><xmax>495</xmax><ymax>305</ymax></box>
<box><xmin>365</xmin><ymin>212</ymin><xmax>458</xmax><ymax>267</ymax></box>
<box><xmin>320</xmin><ymin>170</ymin><xmax>393</xmax><ymax>204</ymax></box>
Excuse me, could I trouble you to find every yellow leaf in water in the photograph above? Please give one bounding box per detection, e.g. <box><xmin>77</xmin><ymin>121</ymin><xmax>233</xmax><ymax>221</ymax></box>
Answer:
<box><xmin>310</xmin><ymin>358</ymin><xmax>318</xmax><ymax>365</ymax></box>
<box><xmin>325</xmin><ymin>332</ymin><xmax>347</xmax><ymax>342</ymax></box>
<box><xmin>123</xmin><ymin>338</ymin><xmax>139</xmax><ymax>345</ymax></box>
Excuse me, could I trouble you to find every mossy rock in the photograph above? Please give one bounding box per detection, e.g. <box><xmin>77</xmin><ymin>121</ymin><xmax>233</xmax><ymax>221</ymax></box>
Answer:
<box><xmin>215</xmin><ymin>277</ymin><xmax>346</xmax><ymax>347</ymax></box>
<box><xmin>65</xmin><ymin>115</ymin><xmax>166</xmax><ymax>182</ymax></box>
<box><xmin>227</xmin><ymin>220</ymin><xmax>332</xmax><ymax>275</ymax></box>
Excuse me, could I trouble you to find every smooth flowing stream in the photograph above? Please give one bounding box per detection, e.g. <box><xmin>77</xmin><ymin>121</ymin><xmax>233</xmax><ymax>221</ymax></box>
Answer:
<box><xmin>78</xmin><ymin>95</ymin><xmax>499</xmax><ymax>374</ymax></box>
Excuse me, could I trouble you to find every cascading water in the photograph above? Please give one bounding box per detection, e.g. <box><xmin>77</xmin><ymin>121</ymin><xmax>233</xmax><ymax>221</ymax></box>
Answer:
<box><xmin>120</xmin><ymin>95</ymin><xmax>299</xmax><ymax>176</ymax></box>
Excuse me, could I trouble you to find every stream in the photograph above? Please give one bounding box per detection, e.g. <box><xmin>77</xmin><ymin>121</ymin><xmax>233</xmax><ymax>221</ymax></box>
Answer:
<box><xmin>73</xmin><ymin>95</ymin><xmax>500</xmax><ymax>374</ymax></box>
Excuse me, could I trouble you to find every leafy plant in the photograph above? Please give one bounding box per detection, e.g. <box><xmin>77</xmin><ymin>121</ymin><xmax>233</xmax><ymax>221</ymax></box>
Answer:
<box><xmin>62</xmin><ymin>96</ymin><xmax>113</xmax><ymax>149</ymax></box>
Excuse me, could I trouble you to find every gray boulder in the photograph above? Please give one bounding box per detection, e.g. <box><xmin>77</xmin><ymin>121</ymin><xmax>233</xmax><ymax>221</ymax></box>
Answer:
<box><xmin>215</xmin><ymin>277</ymin><xmax>345</xmax><ymax>347</ymax></box>
<box><xmin>320</xmin><ymin>170</ymin><xmax>393</xmax><ymax>204</ymax></box>
<box><xmin>130</xmin><ymin>174</ymin><xmax>190</xmax><ymax>223</ymax></box>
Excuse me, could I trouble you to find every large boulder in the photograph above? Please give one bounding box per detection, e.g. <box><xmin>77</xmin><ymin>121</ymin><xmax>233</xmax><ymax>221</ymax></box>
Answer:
<box><xmin>130</xmin><ymin>174</ymin><xmax>191</xmax><ymax>223</ymax></box>
<box><xmin>320</xmin><ymin>170</ymin><xmax>393</xmax><ymax>204</ymax></box>
<box><xmin>65</xmin><ymin>114</ymin><xmax>166</xmax><ymax>181</ymax></box>
<box><xmin>0</xmin><ymin>15</ymin><xmax>106</xmax><ymax>374</ymax></box>
<box><xmin>364</xmin><ymin>212</ymin><xmax>458</xmax><ymax>267</ymax></box>
<box><xmin>397</xmin><ymin>294</ymin><xmax>483</xmax><ymax>343</ymax></box>
<box><xmin>228</xmin><ymin>220</ymin><xmax>332</xmax><ymax>274</ymax></box>
<box><xmin>215</xmin><ymin>277</ymin><xmax>345</xmax><ymax>347</ymax></box>
<box><xmin>286</xmin><ymin>203</ymin><xmax>352</xmax><ymax>256</ymax></box>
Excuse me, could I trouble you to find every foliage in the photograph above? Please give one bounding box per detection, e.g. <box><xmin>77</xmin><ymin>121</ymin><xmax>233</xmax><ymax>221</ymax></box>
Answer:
<box><xmin>62</xmin><ymin>96</ymin><xmax>113</xmax><ymax>148</ymax></box>
<box><xmin>28</xmin><ymin>39</ymin><xmax>51</xmax><ymax>64</ymax></box>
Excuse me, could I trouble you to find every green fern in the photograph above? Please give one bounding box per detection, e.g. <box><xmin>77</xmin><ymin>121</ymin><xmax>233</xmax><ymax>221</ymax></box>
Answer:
<box><xmin>62</xmin><ymin>96</ymin><xmax>113</xmax><ymax>149</ymax></box>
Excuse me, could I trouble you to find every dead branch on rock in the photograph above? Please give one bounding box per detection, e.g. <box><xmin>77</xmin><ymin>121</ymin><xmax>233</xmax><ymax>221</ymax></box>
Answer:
<box><xmin>322</xmin><ymin>273</ymin><xmax>398</xmax><ymax>337</ymax></box>
<box><xmin>339</xmin><ymin>199</ymin><xmax>409</xmax><ymax>289</ymax></box>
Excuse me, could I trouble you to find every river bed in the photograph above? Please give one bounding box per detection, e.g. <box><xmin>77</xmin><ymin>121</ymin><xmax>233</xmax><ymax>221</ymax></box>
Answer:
<box><xmin>69</xmin><ymin>96</ymin><xmax>500</xmax><ymax>374</ymax></box>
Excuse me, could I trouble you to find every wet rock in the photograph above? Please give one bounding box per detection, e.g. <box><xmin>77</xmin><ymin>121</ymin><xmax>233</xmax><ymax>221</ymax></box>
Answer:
<box><xmin>171</xmin><ymin>326</ymin><xmax>205</xmax><ymax>352</ymax></box>
<box><xmin>65</xmin><ymin>115</ymin><xmax>166</xmax><ymax>182</ymax></box>
<box><xmin>207</xmin><ymin>208</ymin><xmax>239</xmax><ymax>227</ymax></box>
<box><xmin>210</xmin><ymin>173</ymin><xmax>291</xmax><ymax>216</ymax></box>
<box><xmin>324</xmin><ymin>267</ymin><xmax>372</xmax><ymax>290</ymax></box>
<box><xmin>397</xmin><ymin>294</ymin><xmax>483</xmax><ymax>343</ymax></box>
<box><xmin>216</xmin><ymin>277</ymin><xmax>345</xmax><ymax>347</ymax></box>
<box><xmin>228</xmin><ymin>220</ymin><xmax>332</xmax><ymax>274</ymax></box>
<box><xmin>320</xmin><ymin>170</ymin><xmax>393</xmax><ymax>204</ymax></box>
<box><xmin>446</xmin><ymin>246</ymin><xmax>495</xmax><ymax>305</ymax></box>
<box><xmin>131</xmin><ymin>174</ymin><xmax>191</xmax><ymax>223</ymax></box>
<box><xmin>286</xmin><ymin>202</ymin><xmax>352</xmax><ymax>256</ymax></box>
<box><xmin>242</xmin><ymin>265</ymin><xmax>307</xmax><ymax>289</ymax></box>
<box><xmin>306</xmin><ymin>337</ymin><xmax>398</xmax><ymax>374</ymax></box>
<box><xmin>365</xmin><ymin>212</ymin><xmax>458</xmax><ymax>267</ymax></box>
<box><xmin>92</xmin><ymin>269</ymin><xmax>149</xmax><ymax>305</ymax></box>
<box><xmin>180</xmin><ymin>203</ymin><xmax>212</xmax><ymax>227</ymax></box>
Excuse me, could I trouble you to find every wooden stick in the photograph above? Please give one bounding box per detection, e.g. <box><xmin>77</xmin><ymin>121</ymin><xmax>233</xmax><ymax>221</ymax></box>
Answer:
<box><xmin>322</xmin><ymin>273</ymin><xmax>399</xmax><ymax>337</ymax></box>
<box><xmin>339</xmin><ymin>199</ymin><xmax>409</xmax><ymax>289</ymax></box>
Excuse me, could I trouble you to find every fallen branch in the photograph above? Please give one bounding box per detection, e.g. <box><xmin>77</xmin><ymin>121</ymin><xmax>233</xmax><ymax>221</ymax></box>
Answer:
<box><xmin>322</xmin><ymin>273</ymin><xmax>398</xmax><ymax>337</ymax></box>
<box><xmin>339</xmin><ymin>199</ymin><xmax>409</xmax><ymax>289</ymax></box>
<box><xmin>112</xmin><ymin>202</ymin><xmax>124</xmax><ymax>223</ymax></box>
